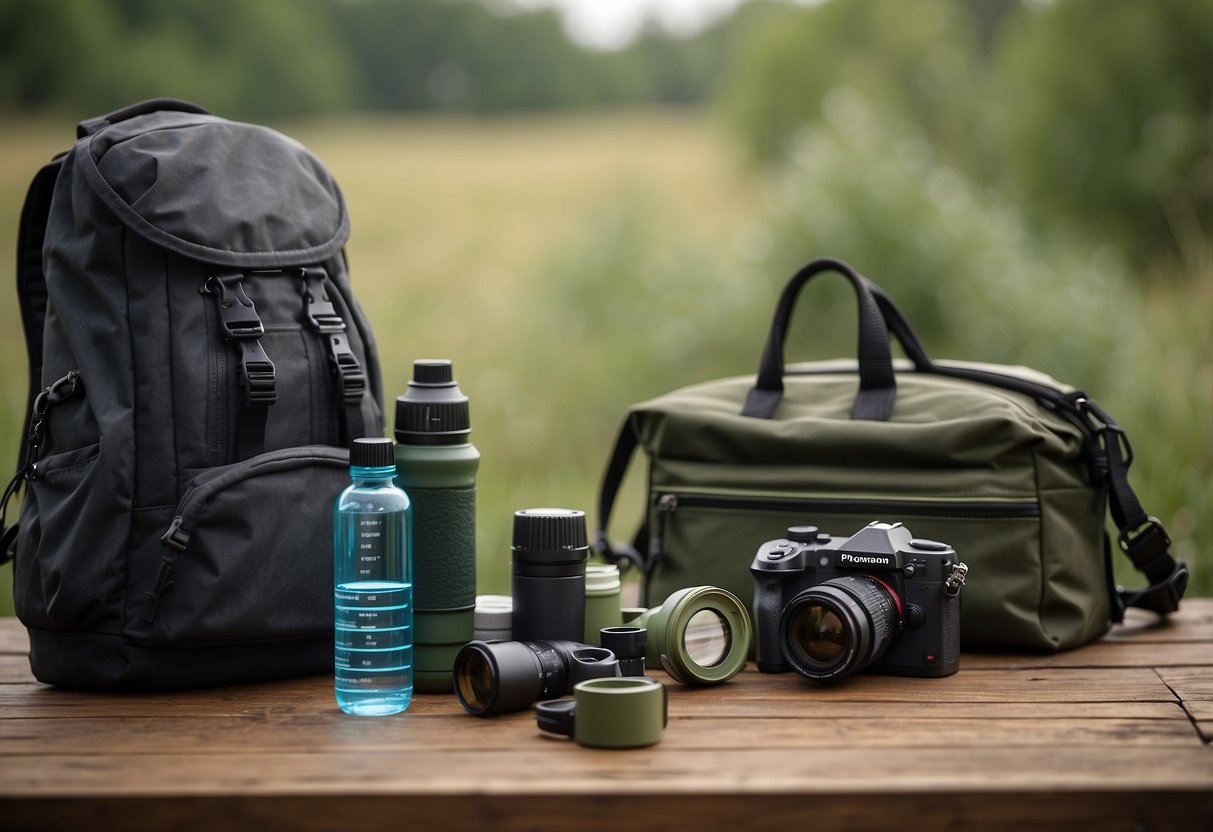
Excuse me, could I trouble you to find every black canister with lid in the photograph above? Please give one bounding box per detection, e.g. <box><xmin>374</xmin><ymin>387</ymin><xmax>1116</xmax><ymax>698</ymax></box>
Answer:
<box><xmin>511</xmin><ymin>508</ymin><xmax>589</xmax><ymax>643</ymax></box>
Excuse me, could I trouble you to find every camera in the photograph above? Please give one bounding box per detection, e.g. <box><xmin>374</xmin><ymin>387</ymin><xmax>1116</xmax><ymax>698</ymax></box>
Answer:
<box><xmin>751</xmin><ymin>521</ymin><xmax>967</xmax><ymax>681</ymax></box>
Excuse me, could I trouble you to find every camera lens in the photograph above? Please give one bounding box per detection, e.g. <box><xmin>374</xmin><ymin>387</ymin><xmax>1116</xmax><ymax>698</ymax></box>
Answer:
<box><xmin>452</xmin><ymin>639</ymin><xmax>619</xmax><ymax>716</ymax></box>
<box><xmin>683</xmin><ymin>609</ymin><xmax>732</xmax><ymax>667</ymax></box>
<box><xmin>781</xmin><ymin>576</ymin><xmax>900</xmax><ymax>681</ymax></box>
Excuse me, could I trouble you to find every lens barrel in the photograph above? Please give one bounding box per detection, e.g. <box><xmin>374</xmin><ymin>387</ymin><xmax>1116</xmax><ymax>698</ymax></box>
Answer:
<box><xmin>780</xmin><ymin>575</ymin><xmax>899</xmax><ymax>681</ymax></box>
<box><xmin>635</xmin><ymin>586</ymin><xmax>751</xmax><ymax>685</ymax></box>
<box><xmin>452</xmin><ymin>639</ymin><xmax>619</xmax><ymax>716</ymax></box>
<box><xmin>511</xmin><ymin>509</ymin><xmax>588</xmax><ymax>643</ymax></box>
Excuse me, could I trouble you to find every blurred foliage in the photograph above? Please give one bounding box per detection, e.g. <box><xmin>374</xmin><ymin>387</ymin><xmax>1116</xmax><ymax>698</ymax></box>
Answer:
<box><xmin>0</xmin><ymin>0</ymin><xmax>1208</xmax><ymax>604</ymax></box>
<box><xmin>720</xmin><ymin>0</ymin><xmax>1213</xmax><ymax>271</ymax></box>
<box><xmin>0</xmin><ymin>0</ymin><xmax>788</xmax><ymax>119</ymax></box>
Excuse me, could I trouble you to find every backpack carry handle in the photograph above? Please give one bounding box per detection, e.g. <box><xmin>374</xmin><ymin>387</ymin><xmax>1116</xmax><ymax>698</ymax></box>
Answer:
<box><xmin>742</xmin><ymin>257</ymin><xmax>907</xmax><ymax>421</ymax></box>
<box><xmin>77</xmin><ymin>98</ymin><xmax>210</xmax><ymax>138</ymax></box>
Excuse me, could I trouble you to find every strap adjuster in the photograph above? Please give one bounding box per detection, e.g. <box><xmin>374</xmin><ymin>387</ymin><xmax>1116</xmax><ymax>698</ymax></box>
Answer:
<box><xmin>238</xmin><ymin>340</ymin><xmax>278</xmax><ymax>407</ymax></box>
<box><xmin>328</xmin><ymin>334</ymin><xmax>366</xmax><ymax>405</ymax></box>
<box><xmin>1119</xmin><ymin>515</ymin><xmax>1171</xmax><ymax>571</ymax></box>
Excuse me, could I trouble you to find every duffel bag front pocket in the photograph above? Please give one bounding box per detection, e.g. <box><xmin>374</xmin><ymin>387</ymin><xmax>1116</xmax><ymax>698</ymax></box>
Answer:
<box><xmin>133</xmin><ymin>445</ymin><xmax>349</xmax><ymax>644</ymax></box>
<box><xmin>647</xmin><ymin>488</ymin><xmax>1052</xmax><ymax>648</ymax></box>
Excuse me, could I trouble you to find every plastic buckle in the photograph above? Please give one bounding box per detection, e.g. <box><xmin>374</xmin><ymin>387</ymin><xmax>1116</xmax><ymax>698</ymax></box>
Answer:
<box><xmin>1119</xmin><ymin>516</ymin><xmax>1172</xmax><ymax>569</ymax></box>
<box><xmin>238</xmin><ymin>340</ymin><xmax>277</xmax><ymax>407</ymax></box>
<box><xmin>327</xmin><ymin>334</ymin><xmax>366</xmax><ymax>404</ymax></box>
<box><xmin>203</xmin><ymin>273</ymin><xmax>265</xmax><ymax>339</ymax></box>
<box><xmin>301</xmin><ymin>268</ymin><xmax>347</xmax><ymax>334</ymax></box>
<box><xmin>1073</xmin><ymin>395</ymin><xmax>1135</xmax><ymax>469</ymax></box>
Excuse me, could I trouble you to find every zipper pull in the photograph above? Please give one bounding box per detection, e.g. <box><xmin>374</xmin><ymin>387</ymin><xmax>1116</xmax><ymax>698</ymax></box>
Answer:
<box><xmin>161</xmin><ymin>516</ymin><xmax>192</xmax><ymax>551</ymax></box>
<box><xmin>657</xmin><ymin>494</ymin><xmax>678</xmax><ymax>513</ymax></box>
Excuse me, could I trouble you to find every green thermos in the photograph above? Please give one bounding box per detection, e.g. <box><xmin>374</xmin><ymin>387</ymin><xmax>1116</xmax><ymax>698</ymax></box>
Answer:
<box><xmin>394</xmin><ymin>359</ymin><xmax>480</xmax><ymax>694</ymax></box>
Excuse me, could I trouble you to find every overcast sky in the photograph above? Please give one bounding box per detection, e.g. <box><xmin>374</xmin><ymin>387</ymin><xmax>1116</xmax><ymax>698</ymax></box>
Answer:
<box><xmin>506</xmin><ymin>0</ymin><xmax>752</xmax><ymax>50</ymax></box>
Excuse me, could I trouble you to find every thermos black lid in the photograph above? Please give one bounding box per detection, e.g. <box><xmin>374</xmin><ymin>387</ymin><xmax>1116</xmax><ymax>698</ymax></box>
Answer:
<box><xmin>350</xmin><ymin>436</ymin><xmax>394</xmax><ymax>468</ymax></box>
<box><xmin>512</xmin><ymin>508</ymin><xmax>589</xmax><ymax>563</ymax></box>
<box><xmin>394</xmin><ymin>359</ymin><xmax>471</xmax><ymax>445</ymax></box>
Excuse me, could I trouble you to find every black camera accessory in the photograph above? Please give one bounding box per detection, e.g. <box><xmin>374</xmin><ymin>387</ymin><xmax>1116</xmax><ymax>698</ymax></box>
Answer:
<box><xmin>599</xmin><ymin>626</ymin><xmax>647</xmax><ymax>677</ymax></box>
<box><xmin>634</xmin><ymin>586</ymin><xmax>751</xmax><ymax>685</ymax></box>
<box><xmin>536</xmin><ymin>677</ymin><xmax>668</xmax><ymax>748</ymax></box>
<box><xmin>452</xmin><ymin>639</ymin><xmax>619</xmax><ymax>717</ymax></box>
<box><xmin>511</xmin><ymin>509</ymin><xmax>589</xmax><ymax>643</ymax></box>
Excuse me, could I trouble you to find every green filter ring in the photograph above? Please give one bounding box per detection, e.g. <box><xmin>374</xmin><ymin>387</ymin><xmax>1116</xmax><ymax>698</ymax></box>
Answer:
<box><xmin>635</xmin><ymin>586</ymin><xmax>751</xmax><ymax>685</ymax></box>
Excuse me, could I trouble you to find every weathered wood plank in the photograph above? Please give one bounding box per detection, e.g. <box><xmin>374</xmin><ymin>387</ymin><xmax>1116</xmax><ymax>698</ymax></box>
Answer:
<box><xmin>1105</xmin><ymin>600</ymin><xmax>1213</xmax><ymax>643</ymax></box>
<box><xmin>0</xmin><ymin>621</ymin><xmax>29</xmax><ymax>655</ymax></box>
<box><xmin>0</xmin><ymin>682</ymin><xmax>1184</xmax><ymax>720</ymax></box>
<box><xmin>0</xmin><ymin>666</ymin><xmax>1179</xmax><ymax>722</ymax></box>
<box><xmin>963</xmin><ymin>641</ymin><xmax>1213</xmax><ymax>670</ymax></box>
<box><xmin>1157</xmin><ymin>667</ymin><xmax>1213</xmax><ymax>700</ymax></box>
<box><xmin>4</xmin><ymin>791</ymin><xmax>1210</xmax><ymax>832</ymax></box>
<box><xmin>0</xmin><ymin>654</ymin><xmax>33</xmax><ymax>683</ymax></box>
<box><xmin>0</xmin><ymin>712</ymin><xmax>1199</xmax><ymax>756</ymax></box>
<box><xmin>2</xmin><ymin>747</ymin><xmax>1211</xmax><ymax>796</ymax></box>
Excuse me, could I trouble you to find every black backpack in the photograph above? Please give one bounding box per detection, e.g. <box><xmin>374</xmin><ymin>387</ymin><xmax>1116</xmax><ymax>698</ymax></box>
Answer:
<box><xmin>0</xmin><ymin>99</ymin><xmax>383</xmax><ymax>689</ymax></box>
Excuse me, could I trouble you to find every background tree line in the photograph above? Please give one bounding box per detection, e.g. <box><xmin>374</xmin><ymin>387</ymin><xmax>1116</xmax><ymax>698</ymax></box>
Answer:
<box><xmin>2</xmin><ymin>0</ymin><xmax>1207</xmax><ymax>270</ymax></box>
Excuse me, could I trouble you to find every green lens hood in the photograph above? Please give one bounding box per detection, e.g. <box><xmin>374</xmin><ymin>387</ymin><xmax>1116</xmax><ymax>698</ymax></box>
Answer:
<box><xmin>536</xmin><ymin>677</ymin><xmax>667</xmax><ymax>748</ymax></box>
<box><xmin>634</xmin><ymin>586</ymin><xmax>751</xmax><ymax>685</ymax></box>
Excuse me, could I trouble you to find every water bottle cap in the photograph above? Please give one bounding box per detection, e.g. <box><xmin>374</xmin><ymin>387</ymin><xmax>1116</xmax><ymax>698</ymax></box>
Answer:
<box><xmin>350</xmin><ymin>436</ymin><xmax>394</xmax><ymax>468</ymax></box>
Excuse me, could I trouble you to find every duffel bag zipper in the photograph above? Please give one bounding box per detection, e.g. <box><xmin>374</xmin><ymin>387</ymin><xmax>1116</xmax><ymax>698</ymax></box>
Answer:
<box><xmin>649</xmin><ymin>490</ymin><xmax>1040</xmax><ymax>580</ymax></box>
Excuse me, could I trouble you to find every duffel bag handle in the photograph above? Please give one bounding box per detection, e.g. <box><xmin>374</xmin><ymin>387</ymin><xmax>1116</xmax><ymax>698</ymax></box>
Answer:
<box><xmin>742</xmin><ymin>257</ymin><xmax>922</xmax><ymax>421</ymax></box>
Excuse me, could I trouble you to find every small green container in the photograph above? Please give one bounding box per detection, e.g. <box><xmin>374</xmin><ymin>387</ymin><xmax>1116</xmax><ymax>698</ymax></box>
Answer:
<box><xmin>584</xmin><ymin>564</ymin><xmax>623</xmax><ymax>645</ymax></box>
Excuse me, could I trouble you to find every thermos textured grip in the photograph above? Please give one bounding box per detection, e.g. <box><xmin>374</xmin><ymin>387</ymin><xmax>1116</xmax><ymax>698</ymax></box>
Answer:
<box><xmin>409</xmin><ymin>486</ymin><xmax>476</xmax><ymax>610</ymax></box>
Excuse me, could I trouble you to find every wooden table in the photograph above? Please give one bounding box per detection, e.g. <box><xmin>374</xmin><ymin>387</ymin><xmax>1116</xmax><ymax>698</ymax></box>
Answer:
<box><xmin>2</xmin><ymin>602</ymin><xmax>1211</xmax><ymax>832</ymax></box>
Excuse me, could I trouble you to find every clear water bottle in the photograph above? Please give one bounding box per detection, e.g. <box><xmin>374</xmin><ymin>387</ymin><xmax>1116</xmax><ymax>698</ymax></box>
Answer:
<box><xmin>334</xmin><ymin>437</ymin><xmax>413</xmax><ymax>716</ymax></box>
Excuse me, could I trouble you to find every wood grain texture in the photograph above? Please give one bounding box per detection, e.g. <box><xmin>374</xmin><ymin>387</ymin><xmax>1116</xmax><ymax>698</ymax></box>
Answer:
<box><xmin>0</xmin><ymin>599</ymin><xmax>1210</xmax><ymax>831</ymax></box>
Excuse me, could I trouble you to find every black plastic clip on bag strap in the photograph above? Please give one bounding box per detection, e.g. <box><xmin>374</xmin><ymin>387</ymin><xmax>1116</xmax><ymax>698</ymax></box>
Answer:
<box><xmin>741</xmin><ymin>257</ymin><xmax>899</xmax><ymax>421</ymax></box>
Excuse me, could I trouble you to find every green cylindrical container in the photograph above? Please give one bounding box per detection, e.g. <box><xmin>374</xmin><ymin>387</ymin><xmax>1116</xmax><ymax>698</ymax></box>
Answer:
<box><xmin>634</xmin><ymin>586</ymin><xmax>751</xmax><ymax>685</ymax></box>
<box><xmin>584</xmin><ymin>564</ymin><xmax>622</xmax><ymax>645</ymax></box>
<box><xmin>536</xmin><ymin>677</ymin><xmax>667</xmax><ymax>749</ymax></box>
<box><xmin>394</xmin><ymin>359</ymin><xmax>480</xmax><ymax>694</ymax></box>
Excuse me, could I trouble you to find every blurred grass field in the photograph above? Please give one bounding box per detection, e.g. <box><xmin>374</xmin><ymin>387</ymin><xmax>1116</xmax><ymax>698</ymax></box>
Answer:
<box><xmin>0</xmin><ymin>109</ymin><xmax>1208</xmax><ymax>616</ymax></box>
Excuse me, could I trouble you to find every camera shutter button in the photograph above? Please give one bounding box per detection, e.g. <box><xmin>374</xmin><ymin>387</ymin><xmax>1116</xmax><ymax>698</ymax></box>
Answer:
<box><xmin>910</xmin><ymin>538</ymin><xmax>948</xmax><ymax>552</ymax></box>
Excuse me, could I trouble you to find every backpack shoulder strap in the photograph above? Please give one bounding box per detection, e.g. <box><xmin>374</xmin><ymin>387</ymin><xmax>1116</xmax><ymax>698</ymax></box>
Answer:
<box><xmin>2</xmin><ymin>157</ymin><xmax>65</xmax><ymax>564</ymax></box>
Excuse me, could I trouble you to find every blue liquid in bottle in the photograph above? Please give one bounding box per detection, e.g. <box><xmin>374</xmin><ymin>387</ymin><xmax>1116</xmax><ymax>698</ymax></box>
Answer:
<box><xmin>334</xmin><ymin>438</ymin><xmax>412</xmax><ymax>716</ymax></box>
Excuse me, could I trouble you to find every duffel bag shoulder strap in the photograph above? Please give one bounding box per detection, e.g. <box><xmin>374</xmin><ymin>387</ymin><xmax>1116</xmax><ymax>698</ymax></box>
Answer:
<box><xmin>592</xmin><ymin>416</ymin><xmax>649</xmax><ymax>576</ymax></box>
<box><xmin>869</xmin><ymin>281</ymin><xmax>1188</xmax><ymax>620</ymax></box>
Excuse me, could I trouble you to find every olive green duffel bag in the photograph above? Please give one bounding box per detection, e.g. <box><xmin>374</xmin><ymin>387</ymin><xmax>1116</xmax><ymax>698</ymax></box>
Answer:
<box><xmin>593</xmin><ymin>257</ymin><xmax>1187</xmax><ymax>651</ymax></box>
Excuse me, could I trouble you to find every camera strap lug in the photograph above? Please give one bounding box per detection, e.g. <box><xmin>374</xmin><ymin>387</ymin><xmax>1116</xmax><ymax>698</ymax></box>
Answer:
<box><xmin>944</xmin><ymin>562</ymin><xmax>969</xmax><ymax>598</ymax></box>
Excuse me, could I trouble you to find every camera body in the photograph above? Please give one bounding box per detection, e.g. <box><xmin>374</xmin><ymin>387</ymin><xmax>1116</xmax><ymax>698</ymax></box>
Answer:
<box><xmin>751</xmin><ymin>521</ymin><xmax>964</xmax><ymax>681</ymax></box>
